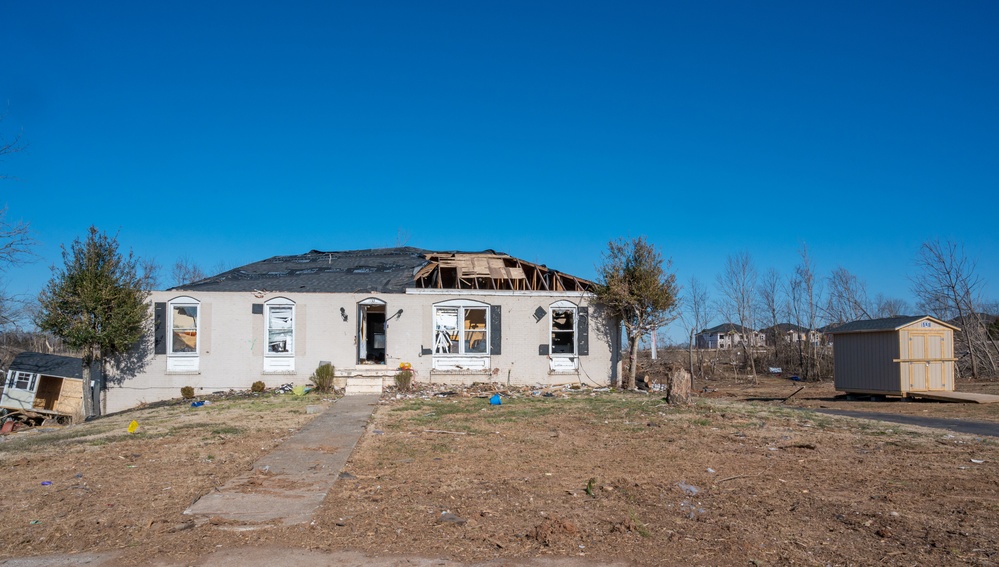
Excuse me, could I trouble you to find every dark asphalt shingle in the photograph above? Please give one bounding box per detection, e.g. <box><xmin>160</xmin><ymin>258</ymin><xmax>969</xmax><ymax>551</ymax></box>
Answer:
<box><xmin>170</xmin><ymin>247</ymin><xmax>433</xmax><ymax>294</ymax></box>
<box><xmin>8</xmin><ymin>352</ymin><xmax>84</xmax><ymax>380</ymax></box>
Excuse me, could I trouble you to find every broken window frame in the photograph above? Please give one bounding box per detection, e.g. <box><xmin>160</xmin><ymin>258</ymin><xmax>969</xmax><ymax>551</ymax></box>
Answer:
<box><xmin>168</xmin><ymin>297</ymin><xmax>200</xmax><ymax>356</ymax></box>
<box><xmin>549</xmin><ymin>300</ymin><xmax>577</xmax><ymax>356</ymax></box>
<box><xmin>433</xmin><ymin>300</ymin><xmax>490</xmax><ymax>356</ymax></box>
<box><xmin>265</xmin><ymin>298</ymin><xmax>295</xmax><ymax>356</ymax></box>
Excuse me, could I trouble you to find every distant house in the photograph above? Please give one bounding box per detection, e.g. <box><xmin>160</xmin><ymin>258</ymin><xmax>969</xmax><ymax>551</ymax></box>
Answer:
<box><xmin>105</xmin><ymin>247</ymin><xmax>622</xmax><ymax>413</ymax></box>
<box><xmin>758</xmin><ymin>323</ymin><xmax>822</xmax><ymax>347</ymax></box>
<box><xmin>1</xmin><ymin>352</ymin><xmax>84</xmax><ymax>422</ymax></box>
<box><xmin>695</xmin><ymin>323</ymin><xmax>764</xmax><ymax>349</ymax></box>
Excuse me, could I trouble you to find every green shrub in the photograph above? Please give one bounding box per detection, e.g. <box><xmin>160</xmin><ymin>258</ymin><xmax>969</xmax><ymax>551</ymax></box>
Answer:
<box><xmin>394</xmin><ymin>369</ymin><xmax>413</xmax><ymax>391</ymax></box>
<box><xmin>180</xmin><ymin>386</ymin><xmax>195</xmax><ymax>399</ymax></box>
<box><xmin>251</xmin><ymin>380</ymin><xmax>266</xmax><ymax>393</ymax></box>
<box><xmin>311</xmin><ymin>363</ymin><xmax>336</xmax><ymax>394</ymax></box>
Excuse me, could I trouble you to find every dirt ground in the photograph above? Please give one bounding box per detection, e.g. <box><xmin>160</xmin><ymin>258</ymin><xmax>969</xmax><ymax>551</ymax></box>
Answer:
<box><xmin>1</xmin><ymin>377</ymin><xmax>998</xmax><ymax>566</ymax></box>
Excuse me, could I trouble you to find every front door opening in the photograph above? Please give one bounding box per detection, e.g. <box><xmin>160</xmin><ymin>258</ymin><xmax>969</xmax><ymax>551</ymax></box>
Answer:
<box><xmin>358</xmin><ymin>302</ymin><xmax>387</xmax><ymax>364</ymax></box>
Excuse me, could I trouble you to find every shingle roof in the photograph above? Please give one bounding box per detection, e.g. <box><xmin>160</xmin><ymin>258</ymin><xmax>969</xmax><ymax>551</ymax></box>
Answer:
<box><xmin>171</xmin><ymin>247</ymin><xmax>433</xmax><ymax>294</ymax></box>
<box><xmin>700</xmin><ymin>323</ymin><xmax>756</xmax><ymax>334</ymax></box>
<box><xmin>759</xmin><ymin>323</ymin><xmax>810</xmax><ymax>333</ymax></box>
<box><xmin>170</xmin><ymin>247</ymin><xmax>595</xmax><ymax>294</ymax></box>
<box><xmin>828</xmin><ymin>315</ymin><xmax>959</xmax><ymax>334</ymax></box>
<box><xmin>8</xmin><ymin>352</ymin><xmax>83</xmax><ymax>380</ymax></box>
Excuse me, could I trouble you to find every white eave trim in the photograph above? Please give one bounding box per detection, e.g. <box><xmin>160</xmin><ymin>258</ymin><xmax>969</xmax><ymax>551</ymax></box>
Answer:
<box><xmin>407</xmin><ymin>289</ymin><xmax>593</xmax><ymax>298</ymax></box>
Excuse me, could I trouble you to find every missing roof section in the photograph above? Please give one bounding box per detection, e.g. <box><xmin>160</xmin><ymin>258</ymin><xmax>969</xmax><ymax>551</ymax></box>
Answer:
<box><xmin>414</xmin><ymin>252</ymin><xmax>595</xmax><ymax>292</ymax></box>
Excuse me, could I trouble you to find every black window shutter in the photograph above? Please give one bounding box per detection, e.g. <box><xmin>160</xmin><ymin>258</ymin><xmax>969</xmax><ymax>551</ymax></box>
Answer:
<box><xmin>154</xmin><ymin>302</ymin><xmax>167</xmax><ymax>355</ymax></box>
<box><xmin>578</xmin><ymin>306</ymin><xmax>589</xmax><ymax>356</ymax></box>
<box><xmin>252</xmin><ymin>303</ymin><xmax>263</xmax><ymax>314</ymax></box>
<box><xmin>490</xmin><ymin>305</ymin><xmax>501</xmax><ymax>355</ymax></box>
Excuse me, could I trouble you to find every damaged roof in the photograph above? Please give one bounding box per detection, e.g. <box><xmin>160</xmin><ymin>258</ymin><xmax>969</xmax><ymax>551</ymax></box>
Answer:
<box><xmin>170</xmin><ymin>247</ymin><xmax>595</xmax><ymax>294</ymax></box>
<box><xmin>8</xmin><ymin>352</ymin><xmax>83</xmax><ymax>380</ymax></box>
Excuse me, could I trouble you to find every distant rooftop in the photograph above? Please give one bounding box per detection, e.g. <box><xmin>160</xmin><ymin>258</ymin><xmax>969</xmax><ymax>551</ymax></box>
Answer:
<box><xmin>170</xmin><ymin>247</ymin><xmax>594</xmax><ymax>294</ymax></box>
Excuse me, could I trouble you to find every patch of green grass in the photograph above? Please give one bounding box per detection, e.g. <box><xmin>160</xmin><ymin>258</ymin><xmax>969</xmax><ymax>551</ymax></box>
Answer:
<box><xmin>211</xmin><ymin>426</ymin><xmax>243</xmax><ymax>435</ymax></box>
<box><xmin>630</xmin><ymin>511</ymin><xmax>652</xmax><ymax>537</ymax></box>
<box><xmin>0</xmin><ymin>425</ymin><xmax>117</xmax><ymax>453</ymax></box>
<box><xmin>89</xmin><ymin>432</ymin><xmax>163</xmax><ymax>446</ymax></box>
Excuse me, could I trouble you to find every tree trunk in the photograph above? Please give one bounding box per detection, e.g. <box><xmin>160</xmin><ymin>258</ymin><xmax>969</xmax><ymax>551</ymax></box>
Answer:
<box><xmin>688</xmin><ymin>330</ymin><xmax>695</xmax><ymax>381</ymax></box>
<box><xmin>626</xmin><ymin>333</ymin><xmax>640</xmax><ymax>389</ymax></box>
<box><xmin>81</xmin><ymin>350</ymin><xmax>94</xmax><ymax>419</ymax></box>
<box><xmin>92</xmin><ymin>356</ymin><xmax>104</xmax><ymax>417</ymax></box>
<box><xmin>666</xmin><ymin>368</ymin><xmax>692</xmax><ymax>404</ymax></box>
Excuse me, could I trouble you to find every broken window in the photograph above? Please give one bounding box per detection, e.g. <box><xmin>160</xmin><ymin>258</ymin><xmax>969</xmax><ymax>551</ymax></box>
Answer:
<box><xmin>434</xmin><ymin>303</ymin><xmax>489</xmax><ymax>355</ymax></box>
<box><xmin>434</xmin><ymin>307</ymin><xmax>458</xmax><ymax>354</ymax></box>
<box><xmin>551</xmin><ymin>307</ymin><xmax>576</xmax><ymax>354</ymax></box>
<box><xmin>170</xmin><ymin>304</ymin><xmax>199</xmax><ymax>354</ymax></box>
<box><xmin>464</xmin><ymin>308</ymin><xmax>487</xmax><ymax>354</ymax></box>
<box><xmin>266</xmin><ymin>301</ymin><xmax>295</xmax><ymax>355</ymax></box>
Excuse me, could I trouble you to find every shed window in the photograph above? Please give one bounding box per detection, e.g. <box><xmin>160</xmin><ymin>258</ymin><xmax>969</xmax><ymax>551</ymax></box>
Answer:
<box><xmin>8</xmin><ymin>371</ymin><xmax>35</xmax><ymax>391</ymax></box>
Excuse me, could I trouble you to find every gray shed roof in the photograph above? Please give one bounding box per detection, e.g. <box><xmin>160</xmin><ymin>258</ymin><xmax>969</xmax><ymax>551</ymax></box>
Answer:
<box><xmin>7</xmin><ymin>352</ymin><xmax>83</xmax><ymax>380</ymax></box>
<box><xmin>828</xmin><ymin>315</ymin><xmax>959</xmax><ymax>334</ymax></box>
<box><xmin>171</xmin><ymin>247</ymin><xmax>433</xmax><ymax>294</ymax></box>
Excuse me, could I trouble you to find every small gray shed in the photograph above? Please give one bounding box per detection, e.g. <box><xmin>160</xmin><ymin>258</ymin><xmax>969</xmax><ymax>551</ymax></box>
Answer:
<box><xmin>831</xmin><ymin>315</ymin><xmax>959</xmax><ymax>397</ymax></box>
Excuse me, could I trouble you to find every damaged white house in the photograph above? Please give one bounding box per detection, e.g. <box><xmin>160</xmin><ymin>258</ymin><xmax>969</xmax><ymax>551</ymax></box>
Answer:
<box><xmin>105</xmin><ymin>248</ymin><xmax>621</xmax><ymax>412</ymax></box>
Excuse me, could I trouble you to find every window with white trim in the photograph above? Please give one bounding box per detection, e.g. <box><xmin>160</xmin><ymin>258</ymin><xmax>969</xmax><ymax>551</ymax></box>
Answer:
<box><xmin>169</xmin><ymin>298</ymin><xmax>199</xmax><ymax>355</ymax></box>
<box><xmin>266</xmin><ymin>298</ymin><xmax>295</xmax><ymax>355</ymax></box>
<box><xmin>550</xmin><ymin>302</ymin><xmax>577</xmax><ymax>355</ymax></box>
<box><xmin>434</xmin><ymin>301</ymin><xmax>489</xmax><ymax>355</ymax></box>
<box><xmin>7</xmin><ymin>371</ymin><xmax>35</xmax><ymax>391</ymax></box>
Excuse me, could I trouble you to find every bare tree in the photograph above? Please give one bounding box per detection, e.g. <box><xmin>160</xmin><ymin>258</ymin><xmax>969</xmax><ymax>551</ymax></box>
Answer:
<box><xmin>681</xmin><ymin>276</ymin><xmax>711</xmax><ymax>379</ymax></box>
<box><xmin>788</xmin><ymin>245</ymin><xmax>824</xmax><ymax>379</ymax></box>
<box><xmin>874</xmin><ymin>294</ymin><xmax>910</xmax><ymax>318</ymax></box>
<box><xmin>911</xmin><ymin>239</ymin><xmax>997</xmax><ymax>378</ymax></box>
<box><xmin>172</xmin><ymin>257</ymin><xmax>206</xmax><ymax>287</ymax></box>
<box><xmin>0</xmin><ymin>111</ymin><xmax>26</xmax><ymax>181</ymax></box>
<box><xmin>717</xmin><ymin>251</ymin><xmax>758</xmax><ymax>378</ymax></box>
<box><xmin>825</xmin><ymin>267</ymin><xmax>872</xmax><ymax>325</ymax></box>
<box><xmin>758</xmin><ymin>267</ymin><xmax>786</xmax><ymax>367</ymax></box>
<box><xmin>1</xmin><ymin>111</ymin><xmax>35</xmax><ymax>331</ymax></box>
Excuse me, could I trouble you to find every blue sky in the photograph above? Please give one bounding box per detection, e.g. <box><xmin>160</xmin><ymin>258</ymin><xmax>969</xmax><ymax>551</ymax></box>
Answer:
<box><xmin>2</xmin><ymin>1</ymin><xmax>997</xmax><ymax>339</ymax></box>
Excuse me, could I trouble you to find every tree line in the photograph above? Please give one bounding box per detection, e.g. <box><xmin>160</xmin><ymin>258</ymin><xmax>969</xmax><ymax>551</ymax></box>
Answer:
<box><xmin>677</xmin><ymin>242</ymin><xmax>999</xmax><ymax>382</ymax></box>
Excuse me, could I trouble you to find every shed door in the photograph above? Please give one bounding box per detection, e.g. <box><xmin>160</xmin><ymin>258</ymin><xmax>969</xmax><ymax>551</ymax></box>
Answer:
<box><xmin>907</xmin><ymin>335</ymin><xmax>927</xmax><ymax>391</ymax></box>
<box><xmin>926</xmin><ymin>334</ymin><xmax>946</xmax><ymax>390</ymax></box>
<box><xmin>907</xmin><ymin>332</ymin><xmax>948</xmax><ymax>392</ymax></box>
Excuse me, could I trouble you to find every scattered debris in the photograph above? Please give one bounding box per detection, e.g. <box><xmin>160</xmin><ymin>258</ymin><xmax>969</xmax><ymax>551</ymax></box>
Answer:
<box><xmin>529</xmin><ymin>517</ymin><xmax>578</xmax><ymax>546</ymax></box>
<box><xmin>437</xmin><ymin>511</ymin><xmax>467</xmax><ymax>525</ymax></box>
<box><xmin>677</xmin><ymin>482</ymin><xmax>699</xmax><ymax>496</ymax></box>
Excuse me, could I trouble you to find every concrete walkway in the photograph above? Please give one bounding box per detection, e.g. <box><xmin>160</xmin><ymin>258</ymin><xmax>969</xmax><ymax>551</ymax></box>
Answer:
<box><xmin>184</xmin><ymin>393</ymin><xmax>379</xmax><ymax>527</ymax></box>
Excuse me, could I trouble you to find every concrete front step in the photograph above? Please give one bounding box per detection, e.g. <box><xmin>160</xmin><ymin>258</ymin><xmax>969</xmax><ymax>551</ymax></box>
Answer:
<box><xmin>345</xmin><ymin>376</ymin><xmax>384</xmax><ymax>395</ymax></box>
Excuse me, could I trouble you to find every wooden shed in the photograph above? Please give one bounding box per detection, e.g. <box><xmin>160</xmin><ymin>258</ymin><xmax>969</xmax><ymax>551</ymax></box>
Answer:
<box><xmin>830</xmin><ymin>315</ymin><xmax>959</xmax><ymax>397</ymax></box>
<box><xmin>1</xmin><ymin>352</ymin><xmax>84</xmax><ymax>422</ymax></box>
